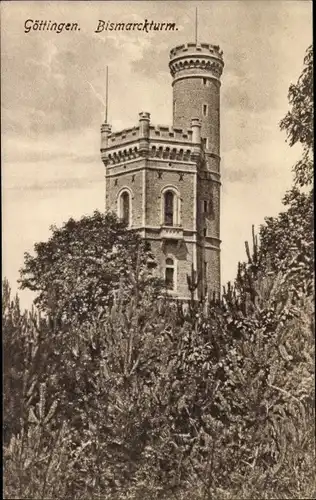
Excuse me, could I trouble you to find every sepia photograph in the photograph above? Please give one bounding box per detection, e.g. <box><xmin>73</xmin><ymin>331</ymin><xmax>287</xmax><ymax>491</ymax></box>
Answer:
<box><xmin>1</xmin><ymin>1</ymin><xmax>314</xmax><ymax>498</ymax></box>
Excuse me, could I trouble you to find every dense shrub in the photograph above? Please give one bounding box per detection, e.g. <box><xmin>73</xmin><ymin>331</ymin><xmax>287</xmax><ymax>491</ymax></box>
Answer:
<box><xmin>3</xmin><ymin>270</ymin><xmax>314</xmax><ymax>499</ymax></box>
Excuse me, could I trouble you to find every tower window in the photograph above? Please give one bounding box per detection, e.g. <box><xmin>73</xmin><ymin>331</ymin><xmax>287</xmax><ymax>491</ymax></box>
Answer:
<box><xmin>203</xmin><ymin>200</ymin><xmax>208</xmax><ymax>212</ymax></box>
<box><xmin>202</xmin><ymin>78</ymin><xmax>207</xmax><ymax>86</ymax></box>
<box><xmin>164</xmin><ymin>190</ymin><xmax>174</xmax><ymax>226</ymax></box>
<box><xmin>204</xmin><ymin>261</ymin><xmax>208</xmax><ymax>295</ymax></box>
<box><xmin>165</xmin><ymin>257</ymin><xmax>175</xmax><ymax>290</ymax></box>
<box><xmin>202</xmin><ymin>137</ymin><xmax>208</xmax><ymax>149</ymax></box>
<box><xmin>203</xmin><ymin>104</ymin><xmax>208</xmax><ymax>116</ymax></box>
<box><xmin>203</xmin><ymin>228</ymin><xmax>207</xmax><ymax>237</ymax></box>
<box><xmin>118</xmin><ymin>190</ymin><xmax>131</xmax><ymax>226</ymax></box>
<box><xmin>161</xmin><ymin>186</ymin><xmax>181</xmax><ymax>227</ymax></box>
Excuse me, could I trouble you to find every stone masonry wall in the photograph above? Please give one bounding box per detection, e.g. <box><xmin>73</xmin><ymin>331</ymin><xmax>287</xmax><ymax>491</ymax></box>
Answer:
<box><xmin>149</xmin><ymin>238</ymin><xmax>195</xmax><ymax>299</ymax></box>
<box><xmin>145</xmin><ymin>160</ymin><xmax>195</xmax><ymax>229</ymax></box>
<box><xmin>197</xmin><ymin>176</ymin><xmax>220</xmax><ymax>239</ymax></box>
<box><xmin>173</xmin><ymin>78</ymin><xmax>220</xmax><ymax>156</ymax></box>
<box><xmin>105</xmin><ymin>161</ymin><xmax>144</xmax><ymax>228</ymax></box>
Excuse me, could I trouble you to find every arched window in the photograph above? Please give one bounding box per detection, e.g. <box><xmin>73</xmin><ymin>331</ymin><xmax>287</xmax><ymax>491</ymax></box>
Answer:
<box><xmin>122</xmin><ymin>192</ymin><xmax>129</xmax><ymax>224</ymax></box>
<box><xmin>165</xmin><ymin>257</ymin><xmax>175</xmax><ymax>290</ymax></box>
<box><xmin>118</xmin><ymin>190</ymin><xmax>131</xmax><ymax>226</ymax></box>
<box><xmin>164</xmin><ymin>190</ymin><xmax>174</xmax><ymax>226</ymax></box>
<box><xmin>161</xmin><ymin>186</ymin><xmax>181</xmax><ymax>226</ymax></box>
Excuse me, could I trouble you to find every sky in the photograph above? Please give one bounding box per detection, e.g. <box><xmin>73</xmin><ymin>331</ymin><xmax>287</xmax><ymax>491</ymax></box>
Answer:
<box><xmin>1</xmin><ymin>0</ymin><xmax>312</xmax><ymax>309</ymax></box>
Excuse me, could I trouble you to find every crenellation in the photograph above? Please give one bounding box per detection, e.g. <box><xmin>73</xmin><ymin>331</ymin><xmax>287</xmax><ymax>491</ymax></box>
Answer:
<box><xmin>170</xmin><ymin>42</ymin><xmax>224</xmax><ymax>60</ymax></box>
<box><xmin>149</xmin><ymin>125</ymin><xmax>193</xmax><ymax>142</ymax></box>
<box><xmin>107</xmin><ymin>126</ymin><xmax>140</xmax><ymax>146</ymax></box>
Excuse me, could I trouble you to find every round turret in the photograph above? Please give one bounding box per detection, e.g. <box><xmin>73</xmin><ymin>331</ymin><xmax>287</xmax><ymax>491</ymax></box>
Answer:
<box><xmin>169</xmin><ymin>42</ymin><xmax>224</xmax><ymax>159</ymax></box>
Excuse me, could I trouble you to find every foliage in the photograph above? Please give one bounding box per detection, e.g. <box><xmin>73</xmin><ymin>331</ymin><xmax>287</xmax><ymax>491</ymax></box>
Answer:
<box><xmin>2</xmin><ymin>278</ymin><xmax>56</xmax><ymax>445</ymax></box>
<box><xmin>280</xmin><ymin>45</ymin><xmax>313</xmax><ymax>187</ymax></box>
<box><xmin>258</xmin><ymin>45</ymin><xmax>314</xmax><ymax>299</ymax></box>
<box><xmin>220</xmin><ymin>271</ymin><xmax>314</xmax><ymax>499</ymax></box>
<box><xmin>4</xmin><ymin>267</ymin><xmax>315</xmax><ymax>499</ymax></box>
<box><xmin>233</xmin><ymin>44</ymin><xmax>314</xmax><ymax>301</ymax></box>
<box><xmin>259</xmin><ymin>188</ymin><xmax>313</xmax><ymax>297</ymax></box>
<box><xmin>18</xmin><ymin>211</ymin><xmax>163</xmax><ymax>322</ymax></box>
<box><xmin>4</xmin><ymin>384</ymin><xmax>73</xmax><ymax>500</ymax></box>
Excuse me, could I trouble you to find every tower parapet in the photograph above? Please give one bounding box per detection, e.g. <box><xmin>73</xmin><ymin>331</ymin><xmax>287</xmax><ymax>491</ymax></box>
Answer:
<box><xmin>170</xmin><ymin>42</ymin><xmax>223</xmax><ymax>58</ymax></box>
<box><xmin>169</xmin><ymin>43</ymin><xmax>224</xmax><ymax>83</ymax></box>
<box><xmin>100</xmin><ymin>112</ymin><xmax>205</xmax><ymax>168</ymax></box>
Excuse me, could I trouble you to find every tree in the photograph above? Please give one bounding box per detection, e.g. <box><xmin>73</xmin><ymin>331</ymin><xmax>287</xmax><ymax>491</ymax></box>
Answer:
<box><xmin>230</xmin><ymin>46</ymin><xmax>314</xmax><ymax>299</ymax></box>
<box><xmin>259</xmin><ymin>188</ymin><xmax>313</xmax><ymax>296</ymax></box>
<box><xmin>280</xmin><ymin>45</ymin><xmax>313</xmax><ymax>187</ymax></box>
<box><xmin>215</xmin><ymin>45</ymin><xmax>314</xmax><ymax>498</ymax></box>
<box><xmin>3</xmin><ymin>278</ymin><xmax>25</xmax><ymax>443</ymax></box>
<box><xmin>258</xmin><ymin>45</ymin><xmax>314</xmax><ymax>294</ymax></box>
<box><xmin>2</xmin><ymin>278</ymin><xmax>70</xmax><ymax>445</ymax></box>
<box><xmin>19</xmin><ymin>211</ymin><xmax>163</xmax><ymax>322</ymax></box>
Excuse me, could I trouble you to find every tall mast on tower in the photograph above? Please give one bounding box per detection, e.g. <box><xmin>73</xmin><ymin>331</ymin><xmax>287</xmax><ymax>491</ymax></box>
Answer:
<box><xmin>105</xmin><ymin>65</ymin><xmax>109</xmax><ymax>123</ymax></box>
<box><xmin>195</xmin><ymin>7</ymin><xmax>198</xmax><ymax>44</ymax></box>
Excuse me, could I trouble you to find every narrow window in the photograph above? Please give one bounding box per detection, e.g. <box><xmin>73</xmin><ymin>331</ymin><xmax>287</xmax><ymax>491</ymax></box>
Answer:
<box><xmin>203</xmin><ymin>78</ymin><xmax>207</xmax><ymax>86</ymax></box>
<box><xmin>120</xmin><ymin>191</ymin><xmax>130</xmax><ymax>225</ymax></box>
<box><xmin>203</xmin><ymin>104</ymin><xmax>208</xmax><ymax>116</ymax></box>
<box><xmin>202</xmin><ymin>137</ymin><xmax>208</xmax><ymax>150</ymax></box>
<box><xmin>204</xmin><ymin>261</ymin><xmax>208</xmax><ymax>295</ymax></box>
<box><xmin>203</xmin><ymin>200</ymin><xmax>208</xmax><ymax>213</ymax></box>
<box><xmin>164</xmin><ymin>190</ymin><xmax>174</xmax><ymax>226</ymax></box>
<box><xmin>203</xmin><ymin>228</ymin><xmax>207</xmax><ymax>237</ymax></box>
<box><xmin>165</xmin><ymin>257</ymin><xmax>175</xmax><ymax>290</ymax></box>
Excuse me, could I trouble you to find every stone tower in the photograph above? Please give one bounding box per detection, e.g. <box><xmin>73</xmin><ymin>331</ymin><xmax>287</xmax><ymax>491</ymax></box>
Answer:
<box><xmin>101</xmin><ymin>42</ymin><xmax>224</xmax><ymax>300</ymax></box>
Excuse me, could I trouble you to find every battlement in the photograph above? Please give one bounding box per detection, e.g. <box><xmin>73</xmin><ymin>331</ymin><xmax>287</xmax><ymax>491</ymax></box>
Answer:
<box><xmin>101</xmin><ymin>112</ymin><xmax>199</xmax><ymax>152</ymax></box>
<box><xmin>101</xmin><ymin>118</ymin><xmax>202</xmax><ymax>166</ymax></box>
<box><xmin>169</xmin><ymin>42</ymin><xmax>224</xmax><ymax>81</ymax></box>
<box><xmin>170</xmin><ymin>42</ymin><xmax>223</xmax><ymax>61</ymax></box>
<box><xmin>103</xmin><ymin>125</ymin><xmax>193</xmax><ymax>150</ymax></box>
<box><xmin>149</xmin><ymin>125</ymin><xmax>193</xmax><ymax>142</ymax></box>
<box><xmin>108</xmin><ymin>126</ymin><xmax>139</xmax><ymax>145</ymax></box>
